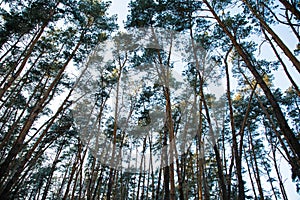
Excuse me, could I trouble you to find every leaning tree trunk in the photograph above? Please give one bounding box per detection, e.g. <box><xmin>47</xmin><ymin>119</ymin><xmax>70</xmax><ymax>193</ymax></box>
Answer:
<box><xmin>203</xmin><ymin>0</ymin><xmax>300</xmax><ymax>162</ymax></box>
<box><xmin>241</xmin><ymin>0</ymin><xmax>300</xmax><ymax>74</ymax></box>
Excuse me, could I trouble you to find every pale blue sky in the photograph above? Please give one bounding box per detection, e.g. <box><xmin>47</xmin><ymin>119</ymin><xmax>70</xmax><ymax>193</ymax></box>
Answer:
<box><xmin>108</xmin><ymin>0</ymin><xmax>131</xmax><ymax>30</ymax></box>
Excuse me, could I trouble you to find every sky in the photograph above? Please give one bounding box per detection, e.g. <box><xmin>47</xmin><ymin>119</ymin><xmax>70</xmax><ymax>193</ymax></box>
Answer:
<box><xmin>108</xmin><ymin>0</ymin><xmax>131</xmax><ymax>30</ymax></box>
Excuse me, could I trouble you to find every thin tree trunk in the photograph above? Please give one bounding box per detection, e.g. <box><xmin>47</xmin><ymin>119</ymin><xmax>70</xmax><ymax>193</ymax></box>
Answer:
<box><xmin>262</xmin><ymin>28</ymin><xmax>300</xmax><ymax>96</ymax></box>
<box><xmin>244</xmin><ymin>150</ymin><xmax>259</xmax><ymax>200</ymax></box>
<box><xmin>0</xmin><ymin>72</ymin><xmax>46</xmax><ymax>152</ymax></box>
<box><xmin>155</xmin><ymin>160</ymin><xmax>163</xmax><ymax>200</ymax></box>
<box><xmin>92</xmin><ymin>165</ymin><xmax>104</xmax><ymax>200</ymax></box>
<box><xmin>278</xmin><ymin>0</ymin><xmax>300</xmax><ymax>19</ymax></box>
<box><xmin>41</xmin><ymin>140</ymin><xmax>65</xmax><ymax>200</ymax></box>
<box><xmin>137</xmin><ymin>137</ymin><xmax>147</xmax><ymax>200</ymax></box>
<box><xmin>248</xmin><ymin>130</ymin><xmax>264</xmax><ymax>200</ymax></box>
<box><xmin>0</xmin><ymin>6</ymin><xmax>58</xmax><ymax>99</ymax></box>
<box><xmin>87</xmin><ymin>157</ymin><xmax>97</xmax><ymax>199</ymax></box>
<box><xmin>163</xmin><ymin>86</ymin><xmax>176</xmax><ymax>200</ymax></box>
<box><xmin>141</xmin><ymin>153</ymin><xmax>147</xmax><ymax>200</ymax></box>
<box><xmin>0</xmin><ymin>31</ymin><xmax>85</xmax><ymax>185</ymax></box>
<box><xmin>271</xmin><ymin>146</ymin><xmax>288</xmax><ymax>200</ymax></box>
<box><xmin>0</xmin><ymin>28</ymin><xmax>39</xmax><ymax>88</ymax></box>
<box><xmin>240</xmin><ymin>70</ymin><xmax>300</xmax><ymax>177</ymax></box>
<box><xmin>197</xmin><ymin>141</ymin><xmax>204</xmax><ymax>200</ymax></box>
<box><xmin>224</xmin><ymin>46</ymin><xmax>245</xmax><ymax>200</ymax></box>
<box><xmin>0</xmin><ymin>83</ymin><xmax>73</xmax><ymax>196</ymax></box>
<box><xmin>196</xmin><ymin>109</ymin><xmax>204</xmax><ymax>200</ymax></box>
<box><xmin>149</xmin><ymin>135</ymin><xmax>156</xmax><ymax>200</ymax></box>
<box><xmin>62</xmin><ymin>140</ymin><xmax>82</xmax><ymax>200</ymax></box>
<box><xmin>106</xmin><ymin>53</ymin><xmax>127</xmax><ymax>200</ymax></box>
<box><xmin>57</xmin><ymin>156</ymin><xmax>73</xmax><ymax>198</ymax></box>
<box><xmin>198</xmin><ymin>80</ymin><xmax>228</xmax><ymax>200</ymax></box>
<box><xmin>203</xmin><ymin>0</ymin><xmax>300</xmax><ymax>161</ymax></box>
<box><xmin>71</xmin><ymin>147</ymin><xmax>88</xmax><ymax>200</ymax></box>
<box><xmin>163</xmin><ymin>126</ymin><xmax>170</xmax><ymax>200</ymax></box>
<box><xmin>262</xmin><ymin>158</ymin><xmax>278</xmax><ymax>200</ymax></box>
<box><xmin>242</xmin><ymin>0</ymin><xmax>300</xmax><ymax>73</ymax></box>
<box><xmin>0</xmin><ymin>33</ymin><xmax>25</xmax><ymax>62</ymax></box>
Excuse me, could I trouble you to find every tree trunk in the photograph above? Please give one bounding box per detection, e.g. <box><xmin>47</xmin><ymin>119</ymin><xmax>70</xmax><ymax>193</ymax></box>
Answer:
<box><xmin>242</xmin><ymin>0</ymin><xmax>300</xmax><ymax>73</ymax></box>
<box><xmin>248</xmin><ymin>130</ymin><xmax>264</xmax><ymax>200</ymax></box>
<box><xmin>163</xmin><ymin>126</ymin><xmax>170</xmax><ymax>200</ymax></box>
<box><xmin>92</xmin><ymin>165</ymin><xmax>104</xmax><ymax>200</ymax></box>
<box><xmin>240</xmin><ymin>70</ymin><xmax>300</xmax><ymax>175</ymax></box>
<box><xmin>156</xmin><ymin>161</ymin><xmax>163</xmax><ymax>200</ymax></box>
<box><xmin>137</xmin><ymin>137</ymin><xmax>147</xmax><ymax>200</ymax></box>
<box><xmin>0</xmin><ymin>6</ymin><xmax>58</xmax><ymax>99</ymax></box>
<box><xmin>224</xmin><ymin>46</ymin><xmax>245</xmax><ymax>200</ymax></box>
<box><xmin>62</xmin><ymin>140</ymin><xmax>82</xmax><ymax>200</ymax></box>
<box><xmin>278</xmin><ymin>0</ymin><xmax>300</xmax><ymax>19</ymax></box>
<box><xmin>41</xmin><ymin>140</ymin><xmax>65</xmax><ymax>200</ymax></box>
<box><xmin>262</xmin><ymin>28</ymin><xmax>300</xmax><ymax>96</ymax></box>
<box><xmin>262</xmin><ymin>158</ymin><xmax>278</xmax><ymax>200</ymax></box>
<box><xmin>0</xmin><ymin>31</ymin><xmax>85</xmax><ymax>186</ymax></box>
<box><xmin>203</xmin><ymin>0</ymin><xmax>300</xmax><ymax>161</ymax></box>
<box><xmin>271</xmin><ymin>146</ymin><xmax>288</xmax><ymax>200</ymax></box>
<box><xmin>244</xmin><ymin>149</ymin><xmax>259</xmax><ymax>200</ymax></box>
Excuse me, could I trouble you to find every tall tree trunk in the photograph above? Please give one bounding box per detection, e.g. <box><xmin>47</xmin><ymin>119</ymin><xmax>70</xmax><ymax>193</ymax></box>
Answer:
<box><xmin>271</xmin><ymin>146</ymin><xmax>288</xmax><ymax>200</ymax></box>
<box><xmin>149</xmin><ymin>135</ymin><xmax>156</xmax><ymax>200</ymax></box>
<box><xmin>0</xmin><ymin>71</ymin><xmax>46</xmax><ymax>152</ymax></box>
<box><xmin>203</xmin><ymin>0</ymin><xmax>300</xmax><ymax>161</ymax></box>
<box><xmin>163</xmin><ymin>128</ymin><xmax>170</xmax><ymax>200</ymax></box>
<box><xmin>188</xmin><ymin>16</ymin><xmax>229</xmax><ymax>199</ymax></box>
<box><xmin>137</xmin><ymin>137</ymin><xmax>147</xmax><ymax>200</ymax></box>
<box><xmin>0</xmin><ymin>77</ymin><xmax>75</xmax><ymax>197</ymax></box>
<box><xmin>241</xmin><ymin>0</ymin><xmax>300</xmax><ymax>73</ymax></box>
<box><xmin>156</xmin><ymin>160</ymin><xmax>163</xmax><ymax>200</ymax></box>
<box><xmin>262</xmin><ymin>158</ymin><xmax>278</xmax><ymax>200</ymax></box>
<box><xmin>196</xmin><ymin>100</ymin><xmax>204</xmax><ymax>200</ymax></box>
<box><xmin>198</xmin><ymin>77</ymin><xmax>228</xmax><ymax>200</ymax></box>
<box><xmin>163</xmin><ymin>86</ymin><xmax>176</xmax><ymax>200</ymax></box>
<box><xmin>248</xmin><ymin>130</ymin><xmax>264</xmax><ymax>200</ymax></box>
<box><xmin>57</xmin><ymin>156</ymin><xmax>73</xmax><ymax>199</ymax></box>
<box><xmin>262</xmin><ymin>28</ymin><xmax>300</xmax><ymax>96</ymax></box>
<box><xmin>278</xmin><ymin>0</ymin><xmax>300</xmax><ymax>19</ymax></box>
<box><xmin>106</xmin><ymin>54</ymin><xmax>127</xmax><ymax>200</ymax></box>
<box><xmin>92</xmin><ymin>165</ymin><xmax>104</xmax><ymax>200</ymax></box>
<box><xmin>41</xmin><ymin>140</ymin><xmax>65</xmax><ymax>200</ymax></box>
<box><xmin>240</xmin><ymin>70</ymin><xmax>300</xmax><ymax>176</ymax></box>
<box><xmin>0</xmin><ymin>31</ymin><xmax>85</xmax><ymax>186</ymax></box>
<box><xmin>87</xmin><ymin>157</ymin><xmax>97</xmax><ymax>199</ymax></box>
<box><xmin>0</xmin><ymin>5</ymin><xmax>58</xmax><ymax>99</ymax></box>
<box><xmin>244</xmin><ymin>150</ymin><xmax>259</xmax><ymax>200</ymax></box>
<box><xmin>62</xmin><ymin>140</ymin><xmax>82</xmax><ymax>200</ymax></box>
<box><xmin>224</xmin><ymin>46</ymin><xmax>245</xmax><ymax>200</ymax></box>
<box><xmin>71</xmin><ymin>147</ymin><xmax>88</xmax><ymax>200</ymax></box>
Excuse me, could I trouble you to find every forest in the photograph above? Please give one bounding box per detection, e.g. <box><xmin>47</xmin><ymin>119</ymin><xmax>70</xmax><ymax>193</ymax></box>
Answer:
<box><xmin>0</xmin><ymin>0</ymin><xmax>299</xmax><ymax>199</ymax></box>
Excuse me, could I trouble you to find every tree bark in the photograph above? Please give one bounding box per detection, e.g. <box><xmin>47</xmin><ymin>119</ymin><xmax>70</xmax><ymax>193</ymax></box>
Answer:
<box><xmin>224</xmin><ymin>46</ymin><xmax>245</xmax><ymax>200</ymax></box>
<box><xmin>248</xmin><ymin>130</ymin><xmax>265</xmax><ymax>200</ymax></box>
<box><xmin>242</xmin><ymin>0</ymin><xmax>300</xmax><ymax>74</ymax></box>
<box><xmin>278</xmin><ymin>0</ymin><xmax>300</xmax><ymax>19</ymax></box>
<box><xmin>0</xmin><ymin>6</ymin><xmax>58</xmax><ymax>99</ymax></box>
<box><xmin>62</xmin><ymin>140</ymin><xmax>82</xmax><ymax>200</ymax></box>
<box><xmin>41</xmin><ymin>140</ymin><xmax>65</xmax><ymax>200</ymax></box>
<box><xmin>203</xmin><ymin>0</ymin><xmax>300</xmax><ymax>161</ymax></box>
